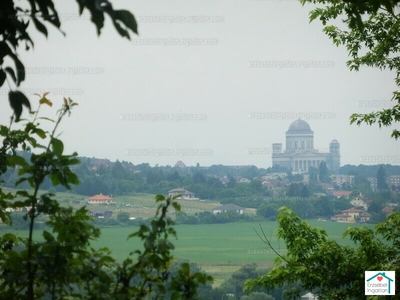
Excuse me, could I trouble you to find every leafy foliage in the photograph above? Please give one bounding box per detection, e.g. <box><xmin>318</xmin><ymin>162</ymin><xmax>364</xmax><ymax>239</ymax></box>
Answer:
<box><xmin>245</xmin><ymin>207</ymin><xmax>400</xmax><ymax>298</ymax></box>
<box><xmin>0</xmin><ymin>97</ymin><xmax>212</xmax><ymax>299</ymax></box>
<box><xmin>300</xmin><ymin>0</ymin><xmax>400</xmax><ymax>139</ymax></box>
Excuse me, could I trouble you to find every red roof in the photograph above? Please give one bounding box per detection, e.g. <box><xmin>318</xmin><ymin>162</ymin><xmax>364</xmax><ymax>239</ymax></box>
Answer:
<box><xmin>333</xmin><ymin>191</ymin><xmax>351</xmax><ymax>197</ymax></box>
<box><xmin>88</xmin><ymin>194</ymin><xmax>113</xmax><ymax>201</ymax></box>
<box><xmin>382</xmin><ymin>207</ymin><xmax>395</xmax><ymax>214</ymax></box>
<box><xmin>342</xmin><ymin>208</ymin><xmax>364</xmax><ymax>213</ymax></box>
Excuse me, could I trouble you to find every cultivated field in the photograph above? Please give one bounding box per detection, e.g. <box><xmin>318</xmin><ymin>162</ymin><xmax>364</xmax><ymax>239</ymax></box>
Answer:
<box><xmin>1</xmin><ymin>220</ymin><xmax>370</xmax><ymax>287</ymax></box>
<box><xmin>90</xmin><ymin>221</ymin><xmax>372</xmax><ymax>286</ymax></box>
<box><xmin>0</xmin><ymin>189</ymin><xmax>374</xmax><ymax>286</ymax></box>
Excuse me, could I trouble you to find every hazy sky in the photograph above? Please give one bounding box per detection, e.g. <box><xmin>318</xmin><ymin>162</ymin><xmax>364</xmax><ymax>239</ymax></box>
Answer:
<box><xmin>1</xmin><ymin>0</ymin><xmax>399</xmax><ymax>168</ymax></box>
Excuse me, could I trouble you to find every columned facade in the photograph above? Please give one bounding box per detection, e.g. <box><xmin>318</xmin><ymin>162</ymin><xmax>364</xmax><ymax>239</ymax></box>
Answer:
<box><xmin>271</xmin><ymin>119</ymin><xmax>340</xmax><ymax>173</ymax></box>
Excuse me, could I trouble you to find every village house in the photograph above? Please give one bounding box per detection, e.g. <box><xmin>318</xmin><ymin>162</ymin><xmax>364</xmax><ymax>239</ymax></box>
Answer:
<box><xmin>382</xmin><ymin>206</ymin><xmax>395</xmax><ymax>214</ymax></box>
<box><xmin>332</xmin><ymin>207</ymin><xmax>371</xmax><ymax>223</ymax></box>
<box><xmin>168</xmin><ymin>188</ymin><xmax>199</xmax><ymax>200</ymax></box>
<box><xmin>213</xmin><ymin>204</ymin><xmax>244</xmax><ymax>215</ymax></box>
<box><xmin>350</xmin><ymin>194</ymin><xmax>370</xmax><ymax>210</ymax></box>
<box><xmin>87</xmin><ymin>193</ymin><xmax>114</xmax><ymax>205</ymax></box>
<box><xmin>332</xmin><ymin>190</ymin><xmax>352</xmax><ymax>198</ymax></box>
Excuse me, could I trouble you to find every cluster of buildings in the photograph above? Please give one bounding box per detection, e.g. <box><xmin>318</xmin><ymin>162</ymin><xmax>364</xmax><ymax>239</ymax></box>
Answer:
<box><xmin>272</xmin><ymin>119</ymin><xmax>340</xmax><ymax>173</ymax></box>
<box><xmin>331</xmin><ymin>193</ymin><xmax>397</xmax><ymax>223</ymax></box>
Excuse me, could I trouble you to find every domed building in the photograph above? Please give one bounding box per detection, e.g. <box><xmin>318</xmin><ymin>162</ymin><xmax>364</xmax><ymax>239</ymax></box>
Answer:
<box><xmin>272</xmin><ymin>119</ymin><xmax>340</xmax><ymax>173</ymax></box>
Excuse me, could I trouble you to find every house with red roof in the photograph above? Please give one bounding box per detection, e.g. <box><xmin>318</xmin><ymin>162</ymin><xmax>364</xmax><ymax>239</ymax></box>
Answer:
<box><xmin>333</xmin><ymin>190</ymin><xmax>351</xmax><ymax>198</ymax></box>
<box><xmin>332</xmin><ymin>207</ymin><xmax>371</xmax><ymax>223</ymax></box>
<box><xmin>87</xmin><ymin>193</ymin><xmax>114</xmax><ymax>205</ymax></box>
<box><xmin>350</xmin><ymin>194</ymin><xmax>371</xmax><ymax>210</ymax></box>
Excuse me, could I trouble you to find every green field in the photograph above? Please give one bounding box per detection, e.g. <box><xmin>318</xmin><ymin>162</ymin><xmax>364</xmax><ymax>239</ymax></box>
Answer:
<box><xmin>0</xmin><ymin>190</ymin><xmax>375</xmax><ymax>286</ymax></box>
<box><xmin>0</xmin><ymin>220</ymin><xmax>373</xmax><ymax>287</ymax></box>
<box><xmin>92</xmin><ymin>221</ymin><xmax>372</xmax><ymax>262</ymax></box>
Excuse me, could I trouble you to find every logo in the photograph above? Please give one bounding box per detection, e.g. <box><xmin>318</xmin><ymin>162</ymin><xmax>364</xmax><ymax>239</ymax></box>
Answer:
<box><xmin>365</xmin><ymin>271</ymin><xmax>395</xmax><ymax>295</ymax></box>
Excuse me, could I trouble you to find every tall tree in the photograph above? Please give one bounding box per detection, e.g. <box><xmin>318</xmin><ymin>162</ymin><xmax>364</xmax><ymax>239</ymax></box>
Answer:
<box><xmin>377</xmin><ymin>165</ymin><xmax>388</xmax><ymax>190</ymax></box>
<box><xmin>318</xmin><ymin>161</ymin><xmax>329</xmax><ymax>183</ymax></box>
<box><xmin>245</xmin><ymin>207</ymin><xmax>400</xmax><ymax>298</ymax></box>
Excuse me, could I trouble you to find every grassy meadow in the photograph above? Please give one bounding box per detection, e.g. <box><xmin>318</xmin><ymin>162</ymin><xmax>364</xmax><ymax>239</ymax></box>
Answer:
<box><xmin>0</xmin><ymin>219</ymin><xmax>374</xmax><ymax>287</ymax></box>
<box><xmin>0</xmin><ymin>189</ymin><xmax>375</xmax><ymax>286</ymax></box>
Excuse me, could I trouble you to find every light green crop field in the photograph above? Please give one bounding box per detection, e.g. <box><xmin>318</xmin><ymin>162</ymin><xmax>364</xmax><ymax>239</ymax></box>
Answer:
<box><xmin>0</xmin><ymin>189</ymin><xmax>375</xmax><ymax>287</ymax></box>
<box><xmin>0</xmin><ymin>220</ymin><xmax>374</xmax><ymax>287</ymax></box>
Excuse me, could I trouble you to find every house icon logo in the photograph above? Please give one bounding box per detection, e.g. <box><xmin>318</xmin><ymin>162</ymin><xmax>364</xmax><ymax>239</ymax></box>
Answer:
<box><xmin>365</xmin><ymin>271</ymin><xmax>395</xmax><ymax>295</ymax></box>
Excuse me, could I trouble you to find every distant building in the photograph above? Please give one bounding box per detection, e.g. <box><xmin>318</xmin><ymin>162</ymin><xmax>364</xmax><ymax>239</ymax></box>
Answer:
<box><xmin>174</xmin><ymin>160</ymin><xmax>186</xmax><ymax>168</ymax></box>
<box><xmin>331</xmin><ymin>174</ymin><xmax>354</xmax><ymax>187</ymax></box>
<box><xmin>213</xmin><ymin>204</ymin><xmax>244</xmax><ymax>214</ymax></box>
<box><xmin>87</xmin><ymin>194</ymin><xmax>114</xmax><ymax>205</ymax></box>
<box><xmin>333</xmin><ymin>190</ymin><xmax>352</xmax><ymax>198</ymax></box>
<box><xmin>272</xmin><ymin>119</ymin><xmax>340</xmax><ymax>173</ymax></box>
<box><xmin>301</xmin><ymin>293</ymin><xmax>318</xmax><ymax>300</ymax></box>
<box><xmin>368</xmin><ymin>177</ymin><xmax>378</xmax><ymax>191</ymax></box>
<box><xmin>332</xmin><ymin>208</ymin><xmax>371</xmax><ymax>223</ymax></box>
<box><xmin>388</xmin><ymin>175</ymin><xmax>400</xmax><ymax>188</ymax></box>
<box><xmin>88</xmin><ymin>210</ymin><xmax>113</xmax><ymax>219</ymax></box>
<box><xmin>350</xmin><ymin>194</ymin><xmax>370</xmax><ymax>210</ymax></box>
<box><xmin>239</xmin><ymin>178</ymin><xmax>251</xmax><ymax>183</ymax></box>
<box><xmin>382</xmin><ymin>206</ymin><xmax>395</xmax><ymax>214</ymax></box>
<box><xmin>168</xmin><ymin>188</ymin><xmax>198</xmax><ymax>200</ymax></box>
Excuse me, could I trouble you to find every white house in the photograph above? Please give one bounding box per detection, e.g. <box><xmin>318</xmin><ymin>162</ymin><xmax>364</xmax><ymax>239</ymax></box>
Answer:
<box><xmin>350</xmin><ymin>194</ymin><xmax>370</xmax><ymax>210</ymax></box>
<box><xmin>213</xmin><ymin>204</ymin><xmax>244</xmax><ymax>214</ymax></box>
<box><xmin>168</xmin><ymin>188</ymin><xmax>198</xmax><ymax>200</ymax></box>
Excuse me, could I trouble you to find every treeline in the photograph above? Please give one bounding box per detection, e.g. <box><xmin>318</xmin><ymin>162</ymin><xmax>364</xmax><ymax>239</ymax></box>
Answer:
<box><xmin>339</xmin><ymin>164</ymin><xmax>400</xmax><ymax>177</ymax></box>
<box><xmin>1</xmin><ymin>154</ymin><xmax>274</xmax><ymax>199</ymax></box>
<box><xmin>3</xmin><ymin>152</ymin><xmax>400</xmax><ymax>203</ymax></box>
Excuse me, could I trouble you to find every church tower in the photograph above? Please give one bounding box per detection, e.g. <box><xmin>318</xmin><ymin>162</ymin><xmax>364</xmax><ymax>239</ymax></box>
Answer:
<box><xmin>327</xmin><ymin>139</ymin><xmax>340</xmax><ymax>173</ymax></box>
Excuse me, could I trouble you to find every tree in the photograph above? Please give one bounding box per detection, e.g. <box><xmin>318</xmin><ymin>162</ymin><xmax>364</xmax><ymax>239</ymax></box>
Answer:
<box><xmin>318</xmin><ymin>161</ymin><xmax>329</xmax><ymax>183</ymax></box>
<box><xmin>0</xmin><ymin>98</ymin><xmax>213</xmax><ymax>299</ymax></box>
<box><xmin>257</xmin><ymin>203</ymin><xmax>279</xmax><ymax>220</ymax></box>
<box><xmin>117</xmin><ymin>211</ymin><xmax>130</xmax><ymax>223</ymax></box>
<box><xmin>245</xmin><ymin>207</ymin><xmax>400</xmax><ymax>298</ymax></box>
<box><xmin>299</xmin><ymin>0</ymin><xmax>400</xmax><ymax>139</ymax></box>
<box><xmin>377</xmin><ymin>165</ymin><xmax>388</xmax><ymax>190</ymax></box>
<box><xmin>0</xmin><ymin>2</ymin><xmax>213</xmax><ymax>298</ymax></box>
<box><xmin>112</xmin><ymin>160</ymin><xmax>126</xmax><ymax>180</ymax></box>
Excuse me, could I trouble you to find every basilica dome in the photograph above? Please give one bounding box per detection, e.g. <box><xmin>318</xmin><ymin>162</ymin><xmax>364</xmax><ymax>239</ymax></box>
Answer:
<box><xmin>286</xmin><ymin>119</ymin><xmax>313</xmax><ymax>134</ymax></box>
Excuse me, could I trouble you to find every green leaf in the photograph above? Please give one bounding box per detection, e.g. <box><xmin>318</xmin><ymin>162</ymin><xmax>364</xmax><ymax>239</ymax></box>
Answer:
<box><xmin>43</xmin><ymin>230</ymin><xmax>54</xmax><ymax>242</ymax></box>
<box><xmin>114</xmin><ymin>10</ymin><xmax>138</xmax><ymax>35</ymax></box>
<box><xmin>6</xmin><ymin>155</ymin><xmax>29</xmax><ymax>168</ymax></box>
<box><xmin>32</xmin><ymin>17</ymin><xmax>48</xmax><ymax>37</ymax></box>
<box><xmin>37</xmin><ymin>117</ymin><xmax>54</xmax><ymax>123</ymax></box>
<box><xmin>51</xmin><ymin>138</ymin><xmax>64</xmax><ymax>157</ymax></box>
<box><xmin>0</xmin><ymin>125</ymin><xmax>9</xmax><ymax>136</ymax></box>
<box><xmin>4</xmin><ymin>67</ymin><xmax>16</xmax><ymax>83</ymax></box>
<box><xmin>9</xmin><ymin>54</ymin><xmax>25</xmax><ymax>86</ymax></box>
<box><xmin>9</xmin><ymin>91</ymin><xmax>31</xmax><ymax>122</ymax></box>
<box><xmin>0</xmin><ymin>69</ymin><xmax>6</xmax><ymax>86</ymax></box>
<box><xmin>155</xmin><ymin>194</ymin><xmax>165</xmax><ymax>202</ymax></box>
